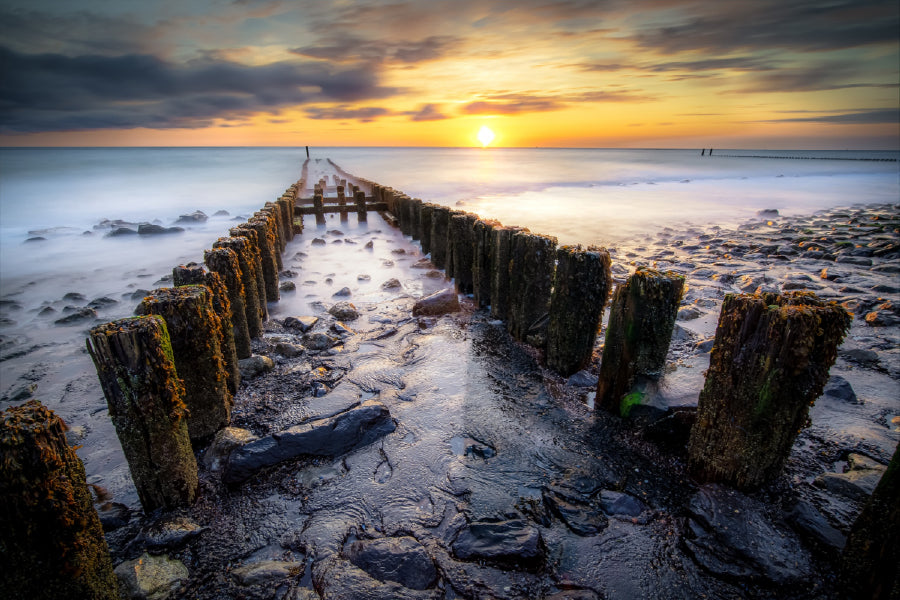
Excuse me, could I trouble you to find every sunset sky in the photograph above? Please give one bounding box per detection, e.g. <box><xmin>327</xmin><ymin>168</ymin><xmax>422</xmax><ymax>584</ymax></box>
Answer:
<box><xmin>1</xmin><ymin>0</ymin><xmax>898</xmax><ymax>148</ymax></box>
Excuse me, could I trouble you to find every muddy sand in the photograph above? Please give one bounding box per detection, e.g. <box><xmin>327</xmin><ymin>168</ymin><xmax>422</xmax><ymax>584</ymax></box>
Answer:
<box><xmin>1</xmin><ymin>167</ymin><xmax>898</xmax><ymax>599</ymax></box>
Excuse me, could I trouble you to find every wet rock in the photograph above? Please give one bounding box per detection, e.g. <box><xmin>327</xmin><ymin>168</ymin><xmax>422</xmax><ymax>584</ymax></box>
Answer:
<box><xmin>452</xmin><ymin>519</ymin><xmax>544</xmax><ymax>568</ymax></box>
<box><xmin>63</xmin><ymin>292</ymin><xmax>86</xmax><ymax>302</ymax></box>
<box><xmin>304</xmin><ymin>382</ymin><xmax>361</xmax><ymax>420</ymax></box>
<box><xmin>238</xmin><ymin>355</ymin><xmax>274</xmax><ymax>378</ymax></box>
<box><xmin>24</xmin><ymin>236</ymin><xmax>46</xmax><ymax>242</ymax></box>
<box><xmin>303</xmin><ymin>332</ymin><xmax>338</xmax><ymax>351</ymax></box>
<box><xmin>787</xmin><ymin>500</ymin><xmax>846</xmax><ymax>553</ymax></box>
<box><xmin>279</xmin><ymin>281</ymin><xmax>296</xmax><ymax>292</ymax></box>
<box><xmin>333</xmin><ymin>287</ymin><xmax>352</xmax><ymax>297</ymax></box>
<box><xmin>38</xmin><ymin>306</ymin><xmax>56</xmax><ymax>316</ymax></box>
<box><xmin>758</xmin><ymin>209</ymin><xmax>779</xmax><ymax>217</ymax></box>
<box><xmin>357</xmin><ymin>274</ymin><xmax>372</xmax><ymax>281</ymax></box>
<box><xmin>2</xmin><ymin>383</ymin><xmax>36</xmax><ymax>403</ymax></box>
<box><xmin>331</xmin><ymin>322</ymin><xmax>354</xmax><ymax>336</ymax></box>
<box><xmin>822</xmin><ymin>375</ymin><xmax>858</xmax><ymax>403</ymax></box>
<box><xmin>311</xmin><ymin>238</ymin><xmax>327</xmax><ymax>245</ymax></box>
<box><xmin>677</xmin><ymin>305</ymin><xmax>703</xmax><ymax>321</ymax></box>
<box><xmin>130</xmin><ymin>289</ymin><xmax>151</xmax><ymax>301</ymax></box>
<box><xmin>97</xmin><ymin>502</ymin><xmax>131</xmax><ymax>532</ymax></box>
<box><xmin>115</xmin><ymin>552</ymin><xmax>188</xmax><ymax>600</ymax></box>
<box><xmin>274</xmin><ymin>341</ymin><xmax>304</xmax><ymax>357</ymax></box>
<box><xmin>381</xmin><ymin>278</ymin><xmax>402</xmax><ymax>290</ymax></box>
<box><xmin>136</xmin><ymin>516</ymin><xmax>205</xmax><ymax>551</ymax></box>
<box><xmin>203</xmin><ymin>427</ymin><xmax>258</xmax><ymax>473</ymax></box>
<box><xmin>232</xmin><ymin>560</ymin><xmax>302</xmax><ymax>586</ymax></box>
<box><xmin>815</xmin><ymin>456</ymin><xmax>886</xmax><ymax>501</ymax></box>
<box><xmin>328</xmin><ymin>301</ymin><xmax>359</xmax><ymax>321</ymax></box>
<box><xmin>839</xmin><ymin>348</ymin><xmax>880</xmax><ymax>366</ymax></box>
<box><xmin>175</xmin><ymin>210</ymin><xmax>208</xmax><ymax>224</ymax></box>
<box><xmin>546</xmin><ymin>591</ymin><xmax>600</xmax><ymax>600</ymax></box>
<box><xmin>684</xmin><ymin>484</ymin><xmax>812</xmax><ymax>585</ymax></box>
<box><xmin>542</xmin><ymin>487</ymin><xmax>608</xmax><ymax>536</ymax></box>
<box><xmin>567</xmin><ymin>370</ymin><xmax>598</xmax><ymax>388</ymax></box>
<box><xmin>88</xmin><ymin>296</ymin><xmax>119</xmax><ymax>309</ymax></box>
<box><xmin>364</xmin><ymin>240</ymin><xmax>374</xmax><ymax>249</ymax></box>
<box><xmin>412</xmin><ymin>288</ymin><xmax>460</xmax><ymax>316</ymax></box>
<box><xmin>695</xmin><ymin>337</ymin><xmax>715</xmax><ymax>353</ymax></box>
<box><xmin>835</xmin><ymin>256</ymin><xmax>872</xmax><ymax>266</ymax></box>
<box><xmin>108</xmin><ymin>227</ymin><xmax>138</xmax><ymax>236</ymax></box>
<box><xmin>599</xmin><ymin>490</ymin><xmax>647</xmax><ymax>517</ymax></box>
<box><xmin>213</xmin><ymin>210</ymin><xmax>230</xmax><ymax>216</ymax></box>
<box><xmin>284</xmin><ymin>316</ymin><xmax>318</xmax><ymax>332</ymax></box>
<box><xmin>280</xmin><ymin>269</ymin><xmax>297</xmax><ymax>278</ymax></box>
<box><xmin>864</xmin><ymin>310</ymin><xmax>900</xmax><ymax>326</ymax></box>
<box><xmin>138</xmin><ymin>224</ymin><xmax>184</xmax><ymax>235</ymax></box>
<box><xmin>345</xmin><ymin>536</ymin><xmax>437</xmax><ymax>590</ymax></box>
<box><xmin>224</xmin><ymin>401</ymin><xmax>396</xmax><ymax>484</ymax></box>
<box><xmin>54</xmin><ymin>307</ymin><xmax>97</xmax><ymax>325</ymax></box>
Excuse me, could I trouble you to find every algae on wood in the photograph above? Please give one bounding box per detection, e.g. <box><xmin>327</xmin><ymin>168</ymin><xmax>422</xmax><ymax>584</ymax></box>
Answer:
<box><xmin>214</xmin><ymin>236</ymin><xmax>264</xmax><ymax>337</ymax></box>
<box><xmin>546</xmin><ymin>245</ymin><xmax>612</xmax><ymax>376</ymax></box>
<box><xmin>449</xmin><ymin>213</ymin><xmax>477</xmax><ymax>295</ymax></box>
<box><xmin>86</xmin><ymin>316</ymin><xmax>198</xmax><ymax>510</ymax></box>
<box><xmin>507</xmin><ymin>231</ymin><xmax>557</xmax><ymax>344</ymax></box>
<box><xmin>430</xmin><ymin>205</ymin><xmax>452</xmax><ymax>269</ymax></box>
<box><xmin>228</xmin><ymin>226</ymin><xmax>269</xmax><ymax>320</ymax></box>
<box><xmin>596</xmin><ymin>267</ymin><xmax>684</xmax><ymax>414</ymax></box>
<box><xmin>687</xmin><ymin>291</ymin><xmax>851</xmax><ymax>490</ymax></box>
<box><xmin>420</xmin><ymin>203</ymin><xmax>435</xmax><ymax>256</ymax></box>
<box><xmin>138</xmin><ymin>286</ymin><xmax>232</xmax><ymax>442</ymax></box>
<box><xmin>204</xmin><ymin>247</ymin><xmax>252</xmax><ymax>359</ymax></box>
<box><xmin>473</xmin><ymin>219</ymin><xmax>501</xmax><ymax>309</ymax></box>
<box><xmin>243</xmin><ymin>218</ymin><xmax>280</xmax><ymax>302</ymax></box>
<box><xmin>0</xmin><ymin>400</ymin><xmax>118</xmax><ymax>600</ymax></box>
<box><xmin>488</xmin><ymin>225</ymin><xmax>526</xmax><ymax>321</ymax></box>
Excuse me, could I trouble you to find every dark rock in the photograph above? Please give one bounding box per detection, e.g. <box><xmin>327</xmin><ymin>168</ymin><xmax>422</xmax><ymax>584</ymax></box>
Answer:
<box><xmin>130</xmin><ymin>289</ymin><xmax>151</xmax><ymax>301</ymax></box>
<box><xmin>364</xmin><ymin>240</ymin><xmax>374</xmax><ymax>249</ymax></box>
<box><xmin>138</xmin><ymin>224</ymin><xmax>184</xmax><ymax>235</ymax></box>
<box><xmin>115</xmin><ymin>553</ymin><xmax>188</xmax><ymax>600</ymax></box>
<box><xmin>835</xmin><ymin>256</ymin><xmax>873</xmax><ymax>266</ymax></box>
<box><xmin>545</xmin><ymin>591</ymin><xmax>600</xmax><ymax>600</ymax></box>
<box><xmin>232</xmin><ymin>560</ymin><xmax>302</xmax><ymax>586</ymax></box>
<box><xmin>54</xmin><ymin>307</ymin><xmax>97</xmax><ymax>325</ymax></box>
<box><xmin>2</xmin><ymin>383</ymin><xmax>37</xmax><ymax>403</ymax></box>
<box><xmin>787</xmin><ymin>501</ymin><xmax>846</xmax><ymax>553</ymax></box>
<box><xmin>137</xmin><ymin>515</ymin><xmax>205</xmax><ymax>551</ymax></box>
<box><xmin>677</xmin><ymin>305</ymin><xmax>703</xmax><ymax>320</ymax></box>
<box><xmin>174</xmin><ymin>210</ymin><xmax>208</xmax><ymax>224</ymax></box>
<box><xmin>24</xmin><ymin>236</ymin><xmax>46</xmax><ymax>242</ymax></box>
<box><xmin>274</xmin><ymin>341</ymin><xmax>304</xmax><ymax>357</ymax></box>
<box><xmin>345</xmin><ymin>537</ymin><xmax>437</xmax><ymax>590</ymax></box>
<box><xmin>38</xmin><ymin>306</ymin><xmax>56</xmax><ymax>316</ymax></box>
<box><xmin>107</xmin><ymin>227</ymin><xmax>138</xmax><ymax>236</ymax></box>
<box><xmin>412</xmin><ymin>288</ymin><xmax>460</xmax><ymax>316</ymax></box>
<box><xmin>333</xmin><ymin>287</ymin><xmax>352</xmax><ymax>297</ymax></box>
<box><xmin>542</xmin><ymin>487</ymin><xmax>608</xmax><ymax>536</ymax></box>
<box><xmin>284</xmin><ymin>316</ymin><xmax>318</xmax><ymax>332</ymax></box>
<box><xmin>213</xmin><ymin>210</ymin><xmax>230</xmax><ymax>216</ymax></box>
<box><xmin>567</xmin><ymin>370</ymin><xmax>598</xmax><ymax>387</ymax></box>
<box><xmin>303</xmin><ymin>332</ymin><xmax>338</xmax><ymax>351</ymax></box>
<box><xmin>312</xmin><ymin>238</ymin><xmax>327</xmax><ymax>245</ymax></box>
<box><xmin>224</xmin><ymin>401</ymin><xmax>396</xmax><ymax>483</ymax></box>
<box><xmin>684</xmin><ymin>484</ymin><xmax>812</xmax><ymax>585</ymax></box>
<box><xmin>452</xmin><ymin>519</ymin><xmax>543</xmax><ymax>568</ymax></box>
<box><xmin>757</xmin><ymin>209</ymin><xmax>779</xmax><ymax>217</ymax></box>
<box><xmin>88</xmin><ymin>296</ymin><xmax>118</xmax><ymax>309</ymax></box>
<box><xmin>63</xmin><ymin>292</ymin><xmax>86</xmax><ymax>302</ymax></box>
<box><xmin>815</xmin><ymin>457</ymin><xmax>886</xmax><ymax>501</ymax></box>
<box><xmin>839</xmin><ymin>348</ymin><xmax>880</xmax><ymax>366</ymax></box>
<box><xmin>97</xmin><ymin>502</ymin><xmax>131</xmax><ymax>532</ymax></box>
<box><xmin>279</xmin><ymin>281</ymin><xmax>296</xmax><ymax>292</ymax></box>
<box><xmin>823</xmin><ymin>375</ymin><xmax>858</xmax><ymax>403</ymax></box>
<box><xmin>329</xmin><ymin>302</ymin><xmax>359</xmax><ymax>320</ymax></box>
<box><xmin>381</xmin><ymin>278</ymin><xmax>402</xmax><ymax>290</ymax></box>
<box><xmin>331</xmin><ymin>322</ymin><xmax>353</xmax><ymax>336</ymax></box>
<box><xmin>865</xmin><ymin>310</ymin><xmax>900</xmax><ymax>326</ymax></box>
<box><xmin>279</xmin><ymin>269</ymin><xmax>297</xmax><ymax>278</ymax></box>
<box><xmin>599</xmin><ymin>490</ymin><xmax>647</xmax><ymax>517</ymax></box>
<box><xmin>203</xmin><ymin>427</ymin><xmax>258</xmax><ymax>473</ymax></box>
<box><xmin>238</xmin><ymin>355</ymin><xmax>274</xmax><ymax>378</ymax></box>
<box><xmin>357</xmin><ymin>274</ymin><xmax>372</xmax><ymax>281</ymax></box>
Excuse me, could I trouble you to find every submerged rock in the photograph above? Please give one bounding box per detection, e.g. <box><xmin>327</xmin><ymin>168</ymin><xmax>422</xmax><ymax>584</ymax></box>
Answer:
<box><xmin>413</xmin><ymin>288</ymin><xmax>460</xmax><ymax>316</ymax></box>
<box><xmin>345</xmin><ymin>536</ymin><xmax>437</xmax><ymax>590</ymax></box>
<box><xmin>452</xmin><ymin>519</ymin><xmax>543</xmax><ymax>568</ymax></box>
<box><xmin>138</xmin><ymin>224</ymin><xmax>184</xmax><ymax>235</ymax></box>
<box><xmin>54</xmin><ymin>307</ymin><xmax>97</xmax><ymax>325</ymax></box>
<box><xmin>279</xmin><ymin>281</ymin><xmax>297</xmax><ymax>292</ymax></box>
<box><xmin>115</xmin><ymin>552</ymin><xmax>188</xmax><ymax>600</ymax></box>
<box><xmin>174</xmin><ymin>210</ymin><xmax>208</xmax><ymax>224</ymax></box>
<box><xmin>231</xmin><ymin>560</ymin><xmax>302</xmax><ymax>586</ymax></box>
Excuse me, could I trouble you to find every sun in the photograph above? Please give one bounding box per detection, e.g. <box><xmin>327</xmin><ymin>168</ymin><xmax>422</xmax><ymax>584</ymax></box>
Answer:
<box><xmin>477</xmin><ymin>125</ymin><xmax>496</xmax><ymax>147</ymax></box>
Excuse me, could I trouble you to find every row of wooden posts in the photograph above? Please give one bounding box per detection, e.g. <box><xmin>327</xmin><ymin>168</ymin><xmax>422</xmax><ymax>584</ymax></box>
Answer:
<box><xmin>0</xmin><ymin>167</ymin><xmax>895</xmax><ymax>599</ymax></box>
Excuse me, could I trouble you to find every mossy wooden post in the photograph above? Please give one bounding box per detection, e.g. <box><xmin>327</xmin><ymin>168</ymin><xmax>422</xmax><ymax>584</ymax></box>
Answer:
<box><xmin>383</xmin><ymin>187</ymin><xmax>396</xmax><ymax>214</ymax></box>
<box><xmin>267</xmin><ymin>200</ymin><xmax>289</xmax><ymax>248</ymax></box>
<box><xmin>246</xmin><ymin>217</ymin><xmax>281</xmax><ymax>301</ymax></box>
<box><xmin>420</xmin><ymin>203</ymin><xmax>435</xmax><ymax>256</ymax></box>
<box><xmin>86</xmin><ymin>316</ymin><xmax>198</xmax><ymax>510</ymax></box>
<box><xmin>355</xmin><ymin>189</ymin><xmax>368</xmax><ymax>222</ymax></box>
<box><xmin>686</xmin><ymin>292</ymin><xmax>851</xmax><ymax>490</ymax></box>
<box><xmin>138</xmin><ymin>286</ymin><xmax>232</xmax><ymax>442</ymax></box>
<box><xmin>173</xmin><ymin>263</ymin><xmax>241</xmax><ymax>394</ymax></box>
<box><xmin>507</xmin><ymin>231</ymin><xmax>557</xmax><ymax>344</ymax></box>
<box><xmin>0</xmin><ymin>400</ymin><xmax>118</xmax><ymax>600</ymax></box>
<box><xmin>409</xmin><ymin>198</ymin><xmax>423</xmax><ymax>241</ymax></box>
<box><xmin>204</xmin><ymin>247</ymin><xmax>252</xmax><ymax>359</ymax></box>
<box><xmin>337</xmin><ymin>185</ymin><xmax>348</xmax><ymax>222</ymax></box>
<box><xmin>222</xmin><ymin>232</ymin><xmax>267</xmax><ymax>326</ymax></box>
<box><xmin>314</xmin><ymin>192</ymin><xmax>326</xmax><ymax>225</ymax></box>
<box><xmin>596</xmin><ymin>267</ymin><xmax>684</xmax><ymax>415</ymax></box>
<box><xmin>449</xmin><ymin>213</ymin><xmax>477</xmax><ymax>295</ymax></box>
<box><xmin>472</xmin><ymin>219</ymin><xmax>500</xmax><ymax>308</ymax></box>
<box><xmin>546</xmin><ymin>246</ymin><xmax>613</xmax><ymax>376</ymax></box>
<box><xmin>841</xmin><ymin>443</ymin><xmax>899</xmax><ymax>600</ymax></box>
<box><xmin>489</xmin><ymin>225</ymin><xmax>525</xmax><ymax>321</ymax></box>
<box><xmin>430</xmin><ymin>205</ymin><xmax>451</xmax><ymax>269</ymax></box>
<box><xmin>258</xmin><ymin>207</ymin><xmax>284</xmax><ymax>261</ymax></box>
<box><xmin>276</xmin><ymin>197</ymin><xmax>294</xmax><ymax>242</ymax></box>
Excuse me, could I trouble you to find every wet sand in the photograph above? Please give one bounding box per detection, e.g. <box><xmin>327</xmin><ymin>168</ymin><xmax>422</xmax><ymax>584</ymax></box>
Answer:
<box><xmin>1</xmin><ymin>162</ymin><xmax>898</xmax><ymax>598</ymax></box>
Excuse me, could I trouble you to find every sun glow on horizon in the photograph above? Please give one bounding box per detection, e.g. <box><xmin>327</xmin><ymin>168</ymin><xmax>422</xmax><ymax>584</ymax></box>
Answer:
<box><xmin>477</xmin><ymin>126</ymin><xmax>496</xmax><ymax>147</ymax></box>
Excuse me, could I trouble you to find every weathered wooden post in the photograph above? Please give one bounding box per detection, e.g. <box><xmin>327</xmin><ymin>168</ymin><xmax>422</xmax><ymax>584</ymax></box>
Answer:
<box><xmin>276</xmin><ymin>197</ymin><xmax>294</xmax><ymax>242</ymax></box>
<box><xmin>173</xmin><ymin>263</ymin><xmax>241</xmax><ymax>394</ymax></box>
<box><xmin>449</xmin><ymin>213</ymin><xmax>477</xmax><ymax>294</ymax></box>
<box><xmin>546</xmin><ymin>245</ymin><xmax>613</xmax><ymax>376</ymax></box>
<box><xmin>420</xmin><ymin>203</ymin><xmax>435</xmax><ymax>256</ymax></box>
<box><xmin>204</xmin><ymin>247</ymin><xmax>252</xmax><ymax>359</ymax></box>
<box><xmin>1</xmin><ymin>400</ymin><xmax>118</xmax><ymax>600</ymax></box>
<box><xmin>241</xmin><ymin>219</ymin><xmax>279</xmax><ymax>303</ymax></box>
<box><xmin>220</xmin><ymin>233</ymin><xmax>266</xmax><ymax>327</ymax></box>
<box><xmin>314</xmin><ymin>192</ymin><xmax>326</xmax><ymax>226</ymax></box>
<box><xmin>488</xmin><ymin>225</ymin><xmax>526</xmax><ymax>321</ymax></box>
<box><xmin>472</xmin><ymin>219</ymin><xmax>500</xmax><ymax>308</ymax></box>
<box><xmin>409</xmin><ymin>198</ymin><xmax>423</xmax><ymax>241</ymax></box>
<box><xmin>840</xmin><ymin>443</ymin><xmax>899</xmax><ymax>600</ymax></box>
<box><xmin>430</xmin><ymin>205</ymin><xmax>451</xmax><ymax>269</ymax></box>
<box><xmin>596</xmin><ymin>267</ymin><xmax>684</xmax><ymax>415</ymax></box>
<box><xmin>87</xmin><ymin>316</ymin><xmax>198</xmax><ymax>510</ymax></box>
<box><xmin>395</xmin><ymin>194</ymin><xmax>410</xmax><ymax>234</ymax></box>
<box><xmin>687</xmin><ymin>292</ymin><xmax>851</xmax><ymax>489</ymax></box>
<box><xmin>337</xmin><ymin>185</ymin><xmax>348</xmax><ymax>222</ymax></box>
<box><xmin>507</xmin><ymin>231</ymin><xmax>557</xmax><ymax>345</ymax></box>
<box><xmin>138</xmin><ymin>286</ymin><xmax>232</xmax><ymax>442</ymax></box>
<box><xmin>262</xmin><ymin>203</ymin><xmax>286</xmax><ymax>255</ymax></box>
<box><xmin>355</xmin><ymin>189</ymin><xmax>368</xmax><ymax>222</ymax></box>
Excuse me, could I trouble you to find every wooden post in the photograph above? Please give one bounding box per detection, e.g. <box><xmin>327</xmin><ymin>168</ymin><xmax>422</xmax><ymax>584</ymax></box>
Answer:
<box><xmin>213</xmin><ymin>236</ymin><xmax>264</xmax><ymax>337</ymax></box>
<box><xmin>245</xmin><ymin>218</ymin><xmax>280</xmax><ymax>302</ymax></box>
<box><xmin>472</xmin><ymin>219</ymin><xmax>500</xmax><ymax>309</ymax></box>
<box><xmin>841</xmin><ymin>443</ymin><xmax>899</xmax><ymax>600</ymax></box>
<box><xmin>489</xmin><ymin>225</ymin><xmax>526</xmax><ymax>321</ymax></box>
<box><xmin>420</xmin><ymin>203</ymin><xmax>435</xmax><ymax>256</ymax></box>
<box><xmin>355</xmin><ymin>189</ymin><xmax>367</xmax><ymax>222</ymax></box>
<box><xmin>276</xmin><ymin>197</ymin><xmax>294</xmax><ymax>242</ymax></box>
<box><xmin>507</xmin><ymin>231</ymin><xmax>557</xmax><ymax>344</ymax></box>
<box><xmin>0</xmin><ymin>400</ymin><xmax>118</xmax><ymax>600</ymax></box>
<box><xmin>86</xmin><ymin>316</ymin><xmax>198</xmax><ymax>510</ymax></box>
<box><xmin>396</xmin><ymin>194</ymin><xmax>411</xmax><ymax>235</ymax></box>
<box><xmin>449</xmin><ymin>213</ymin><xmax>477</xmax><ymax>295</ymax></box>
<box><xmin>596</xmin><ymin>267</ymin><xmax>684</xmax><ymax>415</ymax></box>
<box><xmin>258</xmin><ymin>207</ymin><xmax>284</xmax><ymax>268</ymax></box>
<box><xmin>314</xmin><ymin>192</ymin><xmax>326</xmax><ymax>226</ymax></box>
<box><xmin>337</xmin><ymin>185</ymin><xmax>348</xmax><ymax>222</ymax></box>
<box><xmin>173</xmin><ymin>263</ymin><xmax>241</xmax><ymax>394</ymax></box>
<box><xmin>226</xmin><ymin>229</ymin><xmax>268</xmax><ymax>322</ymax></box>
<box><xmin>204</xmin><ymin>247</ymin><xmax>252</xmax><ymax>359</ymax></box>
<box><xmin>138</xmin><ymin>286</ymin><xmax>232</xmax><ymax>442</ymax></box>
<box><xmin>687</xmin><ymin>292</ymin><xmax>851</xmax><ymax>489</ymax></box>
<box><xmin>546</xmin><ymin>246</ymin><xmax>612</xmax><ymax>376</ymax></box>
<box><xmin>444</xmin><ymin>210</ymin><xmax>466</xmax><ymax>281</ymax></box>
<box><xmin>409</xmin><ymin>198</ymin><xmax>423</xmax><ymax>241</ymax></box>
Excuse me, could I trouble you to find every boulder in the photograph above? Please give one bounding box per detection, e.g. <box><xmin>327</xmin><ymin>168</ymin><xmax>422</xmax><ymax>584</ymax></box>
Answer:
<box><xmin>329</xmin><ymin>302</ymin><xmax>360</xmax><ymax>321</ymax></box>
<box><xmin>279</xmin><ymin>281</ymin><xmax>296</xmax><ymax>292</ymax></box>
<box><xmin>238</xmin><ymin>355</ymin><xmax>274</xmax><ymax>378</ymax></box>
<box><xmin>274</xmin><ymin>341</ymin><xmax>304</xmax><ymax>357</ymax></box>
<box><xmin>136</xmin><ymin>516</ymin><xmax>205</xmax><ymax>551</ymax></box>
<box><xmin>823</xmin><ymin>375</ymin><xmax>858</xmax><ymax>403</ymax></box>
<box><xmin>232</xmin><ymin>560</ymin><xmax>303</xmax><ymax>586</ymax></box>
<box><xmin>451</xmin><ymin>519</ymin><xmax>543</xmax><ymax>568</ymax></box>
<box><xmin>174</xmin><ymin>210</ymin><xmax>208</xmax><ymax>224</ymax></box>
<box><xmin>203</xmin><ymin>427</ymin><xmax>258</xmax><ymax>473</ymax></box>
<box><xmin>54</xmin><ymin>307</ymin><xmax>97</xmax><ymax>325</ymax></box>
<box><xmin>599</xmin><ymin>490</ymin><xmax>647</xmax><ymax>517</ymax></box>
<box><xmin>345</xmin><ymin>537</ymin><xmax>437</xmax><ymax>590</ymax></box>
<box><xmin>381</xmin><ymin>278</ymin><xmax>402</xmax><ymax>290</ymax></box>
<box><xmin>303</xmin><ymin>332</ymin><xmax>338</xmax><ymax>351</ymax></box>
<box><xmin>115</xmin><ymin>553</ymin><xmax>188</xmax><ymax>600</ymax></box>
<box><xmin>138</xmin><ymin>224</ymin><xmax>184</xmax><ymax>235</ymax></box>
<box><xmin>284</xmin><ymin>316</ymin><xmax>319</xmax><ymax>332</ymax></box>
<box><xmin>787</xmin><ymin>500</ymin><xmax>847</xmax><ymax>553</ymax></box>
<box><xmin>542</xmin><ymin>487</ymin><xmax>608</xmax><ymax>536</ymax></box>
<box><xmin>412</xmin><ymin>288</ymin><xmax>460</xmax><ymax>317</ymax></box>
<box><xmin>333</xmin><ymin>287</ymin><xmax>352</xmax><ymax>297</ymax></box>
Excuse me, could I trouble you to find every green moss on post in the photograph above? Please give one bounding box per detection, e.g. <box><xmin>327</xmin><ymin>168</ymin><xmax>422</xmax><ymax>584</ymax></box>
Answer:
<box><xmin>449</xmin><ymin>213</ymin><xmax>477</xmax><ymax>295</ymax></box>
<box><xmin>86</xmin><ymin>316</ymin><xmax>198</xmax><ymax>510</ymax></box>
<box><xmin>596</xmin><ymin>267</ymin><xmax>684</xmax><ymax>414</ymax></box>
<box><xmin>264</xmin><ymin>201</ymin><xmax>287</xmax><ymax>252</ymax></box>
<box><xmin>276</xmin><ymin>197</ymin><xmax>294</xmax><ymax>242</ymax></box>
<box><xmin>472</xmin><ymin>219</ymin><xmax>501</xmax><ymax>309</ymax></box>
<box><xmin>686</xmin><ymin>292</ymin><xmax>851</xmax><ymax>490</ymax></box>
<box><xmin>216</xmin><ymin>235</ymin><xmax>265</xmax><ymax>334</ymax></box>
<box><xmin>430</xmin><ymin>205</ymin><xmax>452</xmax><ymax>269</ymax></box>
<box><xmin>546</xmin><ymin>245</ymin><xmax>612</xmax><ymax>376</ymax></box>
<box><xmin>204</xmin><ymin>247</ymin><xmax>252</xmax><ymax>359</ymax></box>
<box><xmin>229</xmin><ymin>226</ymin><xmax>269</xmax><ymax>320</ymax></box>
<box><xmin>840</xmin><ymin>443</ymin><xmax>899</xmax><ymax>600</ymax></box>
<box><xmin>245</xmin><ymin>218</ymin><xmax>280</xmax><ymax>302</ymax></box>
<box><xmin>173</xmin><ymin>263</ymin><xmax>241</xmax><ymax>394</ymax></box>
<box><xmin>507</xmin><ymin>231</ymin><xmax>557</xmax><ymax>344</ymax></box>
<box><xmin>138</xmin><ymin>286</ymin><xmax>232</xmax><ymax>442</ymax></box>
<box><xmin>0</xmin><ymin>400</ymin><xmax>118</xmax><ymax>600</ymax></box>
<box><xmin>488</xmin><ymin>225</ymin><xmax>526</xmax><ymax>321</ymax></box>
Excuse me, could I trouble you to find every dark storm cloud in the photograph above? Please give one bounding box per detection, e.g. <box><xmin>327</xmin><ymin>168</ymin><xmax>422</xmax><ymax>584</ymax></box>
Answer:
<box><xmin>760</xmin><ymin>109</ymin><xmax>899</xmax><ymax>125</ymax></box>
<box><xmin>733</xmin><ymin>63</ymin><xmax>897</xmax><ymax>93</ymax></box>
<box><xmin>291</xmin><ymin>35</ymin><xmax>461</xmax><ymax>65</ymax></box>
<box><xmin>0</xmin><ymin>46</ymin><xmax>399</xmax><ymax>132</ymax></box>
<box><xmin>632</xmin><ymin>0</ymin><xmax>899</xmax><ymax>54</ymax></box>
<box><xmin>304</xmin><ymin>106</ymin><xmax>393</xmax><ymax>122</ymax></box>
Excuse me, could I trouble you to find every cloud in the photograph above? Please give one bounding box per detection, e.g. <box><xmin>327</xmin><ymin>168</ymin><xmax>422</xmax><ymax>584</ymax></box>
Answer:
<box><xmin>461</xmin><ymin>88</ymin><xmax>654</xmax><ymax>115</ymax></box>
<box><xmin>406</xmin><ymin>104</ymin><xmax>449</xmax><ymax>121</ymax></box>
<box><xmin>291</xmin><ymin>35</ymin><xmax>460</xmax><ymax>66</ymax></box>
<box><xmin>732</xmin><ymin>62</ymin><xmax>898</xmax><ymax>93</ymax></box>
<box><xmin>0</xmin><ymin>46</ymin><xmax>400</xmax><ymax>132</ymax></box>
<box><xmin>759</xmin><ymin>109</ymin><xmax>899</xmax><ymax>124</ymax></box>
<box><xmin>304</xmin><ymin>106</ymin><xmax>393</xmax><ymax>122</ymax></box>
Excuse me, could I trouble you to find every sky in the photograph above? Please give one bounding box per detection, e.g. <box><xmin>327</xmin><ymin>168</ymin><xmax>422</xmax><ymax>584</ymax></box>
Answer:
<box><xmin>0</xmin><ymin>0</ymin><xmax>898</xmax><ymax>148</ymax></box>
